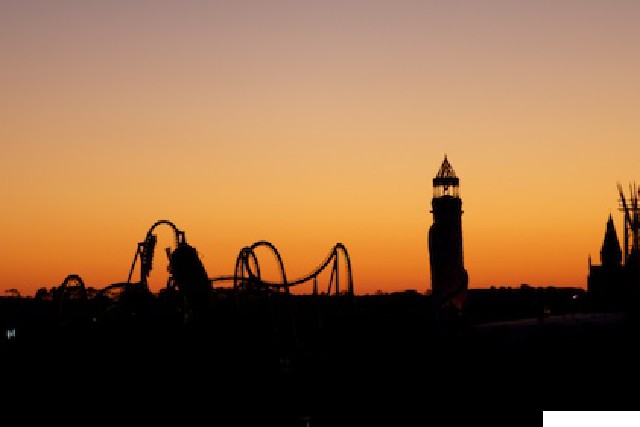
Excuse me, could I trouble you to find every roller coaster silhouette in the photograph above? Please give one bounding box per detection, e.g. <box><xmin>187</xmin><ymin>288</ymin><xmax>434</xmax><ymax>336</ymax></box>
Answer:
<box><xmin>120</xmin><ymin>219</ymin><xmax>354</xmax><ymax>298</ymax></box>
<box><xmin>211</xmin><ymin>240</ymin><xmax>354</xmax><ymax>297</ymax></box>
<box><xmin>51</xmin><ymin>220</ymin><xmax>353</xmax><ymax>314</ymax></box>
<box><xmin>49</xmin><ymin>221</ymin><xmax>355</xmax><ymax>375</ymax></box>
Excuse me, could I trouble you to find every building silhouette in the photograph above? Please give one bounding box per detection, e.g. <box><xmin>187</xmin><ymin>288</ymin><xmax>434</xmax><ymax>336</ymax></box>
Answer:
<box><xmin>588</xmin><ymin>211</ymin><xmax>639</xmax><ymax>309</ymax></box>
<box><xmin>428</xmin><ymin>155</ymin><xmax>468</xmax><ymax>321</ymax></box>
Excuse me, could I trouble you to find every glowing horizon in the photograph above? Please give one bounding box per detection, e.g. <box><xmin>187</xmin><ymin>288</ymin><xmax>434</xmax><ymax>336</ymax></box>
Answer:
<box><xmin>2</xmin><ymin>1</ymin><xmax>640</xmax><ymax>296</ymax></box>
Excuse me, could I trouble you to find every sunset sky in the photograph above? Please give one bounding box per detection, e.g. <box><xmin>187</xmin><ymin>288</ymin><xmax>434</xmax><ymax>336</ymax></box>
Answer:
<box><xmin>2</xmin><ymin>1</ymin><xmax>640</xmax><ymax>296</ymax></box>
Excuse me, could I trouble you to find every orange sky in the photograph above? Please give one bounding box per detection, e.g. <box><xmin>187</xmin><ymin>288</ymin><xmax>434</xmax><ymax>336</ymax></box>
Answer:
<box><xmin>2</xmin><ymin>1</ymin><xmax>640</xmax><ymax>296</ymax></box>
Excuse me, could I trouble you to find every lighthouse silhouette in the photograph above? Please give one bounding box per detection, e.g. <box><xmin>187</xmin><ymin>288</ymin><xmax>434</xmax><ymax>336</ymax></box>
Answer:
<box><xmin>428</xmin><ymin>155</ymin><xmax>469</xmax><ymax>325</ymax></box>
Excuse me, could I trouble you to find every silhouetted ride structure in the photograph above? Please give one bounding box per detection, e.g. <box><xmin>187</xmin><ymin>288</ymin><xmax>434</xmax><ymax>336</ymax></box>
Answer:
<box><xmin>39</xmin><ymin>221</ymin><xmax>357</xmax><ymax>380</ymax></box>
<box><xmin>0</xmin><ymin>220</ymin><xmax>362</xmax><ymax>418</ymax></box>
<box><xmin>127</xmin><ymin>219</ymin><xmax>185</xmax><ymax>289</ymax></box>
<box><xmin>56</xmin><ymin>274</ymin><xmax>88</xmax><ymax>305</ymax></box>
<box><xmin>116</xmin><ymin>219</ymin><xmax>354</xmax><ymax>299</ymax></box>
<box><xmin>43</xmin><ymin>219</ymin><xmax>355</xmax><ymax>330</ymax></box>
<box><xmin>210</xmin><ymin>240</ymin><xmax>354</xmax><ymax>297</ymax></box>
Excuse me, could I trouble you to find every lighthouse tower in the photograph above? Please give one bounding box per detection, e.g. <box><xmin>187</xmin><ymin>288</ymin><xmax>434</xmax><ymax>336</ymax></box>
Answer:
<box><xmin>428</xmin><ymin>155</ymin><xmax>468</xmax><ymax>320</ymax></box>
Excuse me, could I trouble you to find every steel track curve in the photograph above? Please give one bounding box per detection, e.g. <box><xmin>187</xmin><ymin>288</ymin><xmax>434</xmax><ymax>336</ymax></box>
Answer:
<box><xmin>211</xmin><ymin>241</ymin><xmax>354</xmax><ymax>296</ymax></box>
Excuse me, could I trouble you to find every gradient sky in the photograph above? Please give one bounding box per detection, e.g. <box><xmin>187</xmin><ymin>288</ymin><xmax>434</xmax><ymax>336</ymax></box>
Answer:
<box><xmin>2</xmin><ymin>1</ymin><xmax>640</xmax><ymax>296</ymax></box>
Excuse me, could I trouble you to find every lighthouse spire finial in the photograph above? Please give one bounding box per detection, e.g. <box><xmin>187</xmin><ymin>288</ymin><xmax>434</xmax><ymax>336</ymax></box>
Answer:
<box><xmin>433</xmin><ymin>155</ymin><xmax>459</xmax><ymax>198</ymax></box>
<box><xmin>434</xmin><ymin>156</ymin><xmax>458</xmax><ymax>180</ymax></box>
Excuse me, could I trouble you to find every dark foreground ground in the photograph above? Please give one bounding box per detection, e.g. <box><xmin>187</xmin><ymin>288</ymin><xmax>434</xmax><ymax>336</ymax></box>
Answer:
<box><xmin>1</xmin><ymin>287</ymin><xmax>638</xmax><ymax>425</ymax></box>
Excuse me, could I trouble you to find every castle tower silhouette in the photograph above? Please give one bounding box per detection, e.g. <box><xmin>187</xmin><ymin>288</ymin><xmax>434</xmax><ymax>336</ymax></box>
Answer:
<box><xmin>587</xmin><ymin>214</ymin><xmax>626</xmax><ymax>308</ymax></box>
<box><xmin>429</xmin><ymin>155</ymin><xmax>468</xmax><ymax>319</ymax></box>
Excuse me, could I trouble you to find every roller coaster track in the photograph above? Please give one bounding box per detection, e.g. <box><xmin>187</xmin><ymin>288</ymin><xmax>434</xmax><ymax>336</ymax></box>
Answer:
<box><xmin>126</xmin><ymin>219</ymin><xmax>185</xmax><ymax>288</ymax></box>
<box><xmin>57</xmin><ymin>274</ymin><xmax>88</xmax><ymax>302</ymax></box>
<box><xmin>60</xmin><ymin>221</ymin><xmax>355</xmax><ymax>311</ymax></box>
<box><xmin>210</xmin><ymin>241</ymin><xmax>354</xmax><ymax>297</ymax></box>
<box><xmin>52</xmin><ymin>274</ymin><xmax>91</xmax><ymax>320</ymax></box>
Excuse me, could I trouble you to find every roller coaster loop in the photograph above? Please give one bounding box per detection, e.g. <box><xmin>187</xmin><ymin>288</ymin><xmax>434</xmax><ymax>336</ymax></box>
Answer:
<box><xmin>210</xmin><ymin>241</ymin><xmax>354</xmax><ymax>297</ymax></box>
<box><xmin>126</xmin><ymin>219</ymin><xmax>186</xmax><ymax>288</ymax></box>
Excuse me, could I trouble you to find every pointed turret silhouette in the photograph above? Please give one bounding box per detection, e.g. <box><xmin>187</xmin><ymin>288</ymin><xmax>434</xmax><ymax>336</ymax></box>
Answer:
<box><xmin>601</xmin><ymin>214</ymin><xmax>622</xmax><ymax>268</ymax></box>
<box><xmin>588</xmin><ymin>214</ymin><xmax>627</xmax><ymax>309</ymax></box>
